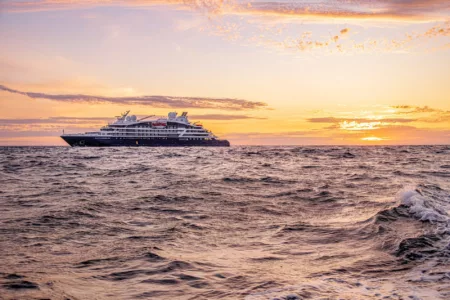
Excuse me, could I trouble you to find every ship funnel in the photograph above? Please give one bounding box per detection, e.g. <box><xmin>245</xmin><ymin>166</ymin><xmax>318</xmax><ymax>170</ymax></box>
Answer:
<box><xmin>168</xmin><ymin>112</ymin><xmax>177</xmax><ymax>120</ymax></box>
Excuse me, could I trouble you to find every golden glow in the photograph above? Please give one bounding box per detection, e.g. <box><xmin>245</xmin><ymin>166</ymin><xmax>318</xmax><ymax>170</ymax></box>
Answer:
<box><xmin>361</xmin><ymin>137</ymin><xmax>385</xmax><ymax>141</ymax></box>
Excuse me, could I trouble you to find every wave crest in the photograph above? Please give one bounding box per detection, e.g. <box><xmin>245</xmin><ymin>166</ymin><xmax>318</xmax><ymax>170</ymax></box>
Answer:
<box><xmin>398</xmin><ymin>186</ymin><xmax>449</xmax><ymax>223</ymax></box>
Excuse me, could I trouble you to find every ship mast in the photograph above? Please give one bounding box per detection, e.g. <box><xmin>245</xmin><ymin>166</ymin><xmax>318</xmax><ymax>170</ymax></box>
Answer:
<box><xmin>115</xmin><ymin>110</ymin><xmax>130</xmax><ymax>121</ymax></box>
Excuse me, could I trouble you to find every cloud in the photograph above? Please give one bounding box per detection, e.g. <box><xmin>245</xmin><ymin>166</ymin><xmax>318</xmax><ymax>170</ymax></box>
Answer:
<box><xmin>392</xmin><ymin>105</ymin><xmax>448</xmax><ymax>114</ymax></box>
<box><xmin>2</xmin><ymin>1</ymin><xmax>449</xmax><ymax>21</ymax></box>
<box><xmin>190</xmin><ymin>114</ymin><xmax>266</xmax><ymax>120</ymax></box>
<box><xmin>293</xmin><ymin>21</ymin><xmax>449</xmax><ymax>53</ymax></box>
<box><xmin>423</xmin><ymin>22</ymin><xmax>450</xmax><ymax>37</ymax></box>
<box><xmin>253</xmin><ymin>27</ymin><xmax>351</xmax><ymax>53</ymax></box>
<box><xmin>0</xmin><ymin>84</ymin><xmax>267</xmax><ymax>110</ymax></box>
<box><xmin>392</xmin><ymin>105</ymin><xmax>413</xmax><ymax>109</ymax></box>
<box><xmin>2</xmin><ymin>1</ymin><xmax>449</xmax><ymax>55</ymax></box>
<box><xmin>306</xmin><ymin>116</ymin><xmax>421</xmax><ymax>132</ymax></box>
<box><xmin>306</xmin><ymin>106</ymin><xmax>450</xmax><ymax>133</ymax></box>
<box><xmin>391</xmin><ymin>105</ymin><xmax>450</xmax><ymax>122</ymax></box>
<box><xmin>249</xmin><ymin>20</ymin><xmax>449</xmax><ymax>54</ymax></box>
<box><xmin>238</xmin><ymin>1</ymin><xmax>450</xmax><ymax>22</ymax></box>
<box><xmin>0</xmin><ymin>117</ymin><xmax>110</xmax><ymax>125</ymax></box>
<box><xmin>0</xmin><ymin>114</ymin><xmax>265</xmax><ymax>127</ymax></box>
<box><xmin>307</xmin><ymin>117</ymin><xmax>416</xmax><ymax>123</ymax></box>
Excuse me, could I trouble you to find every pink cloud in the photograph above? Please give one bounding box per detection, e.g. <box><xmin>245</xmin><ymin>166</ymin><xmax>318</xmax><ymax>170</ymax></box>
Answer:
<box><xmin>2</xmin><ymin>1</ymin><xmax>449</xmax><ymax>21</ymax></box>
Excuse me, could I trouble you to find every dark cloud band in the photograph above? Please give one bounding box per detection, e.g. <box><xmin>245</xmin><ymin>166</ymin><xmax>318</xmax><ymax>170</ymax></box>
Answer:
<box><xmin>2</xmin><ymin>0</ymin><xmax>449</xmax><ymax>21</ymax></box>
<box><xmin>0</xmin><ymin>84</ymin><xmax>267</xmax><ymax>110</ymax></box>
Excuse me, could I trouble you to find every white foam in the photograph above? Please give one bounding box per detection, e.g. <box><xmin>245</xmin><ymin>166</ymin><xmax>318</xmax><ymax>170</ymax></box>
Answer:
<box><xmin>397</xmin><ymin>188</ymin><xmax>449</xmax><ymax>223</ymax></box>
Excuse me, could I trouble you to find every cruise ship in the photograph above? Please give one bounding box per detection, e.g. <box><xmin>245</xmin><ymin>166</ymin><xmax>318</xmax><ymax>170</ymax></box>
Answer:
<box><xmin>61</xmin><ymin>111</ymin><xmax>230</xmax><ymax>147</ymax></box>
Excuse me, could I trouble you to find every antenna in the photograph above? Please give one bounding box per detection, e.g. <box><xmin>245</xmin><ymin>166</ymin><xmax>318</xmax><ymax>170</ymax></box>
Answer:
<box><xmin>116</xmin><ymin>110</ymin><xmax>130</xmax><ymax>120</ymax></box>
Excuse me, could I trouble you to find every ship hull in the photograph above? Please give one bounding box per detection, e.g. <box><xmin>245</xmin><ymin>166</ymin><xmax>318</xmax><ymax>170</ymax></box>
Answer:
<box><xmin>61</xmin><ymin>136</ymin><xmax>230</xmax><ymax>147</ymax></box>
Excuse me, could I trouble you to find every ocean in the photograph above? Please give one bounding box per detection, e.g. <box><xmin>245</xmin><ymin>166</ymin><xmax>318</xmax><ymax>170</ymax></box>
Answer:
<box><xmin>0</xmin><ymin>146</ymin><xmax>449</xmax><ymax>300</ymax></box>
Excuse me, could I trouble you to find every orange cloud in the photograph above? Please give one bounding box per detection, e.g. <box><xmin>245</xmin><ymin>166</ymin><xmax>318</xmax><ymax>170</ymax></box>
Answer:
<box><xmin>392</xmin><ymin>106</ymin><xmax>450</xmax><ymax>123</ymax></box>
<box><xmin>393</xmin><ymin>105</ymin><xmax>442</xmax><ymax>114</ymax></box>
<box><xmin>423</xmin><ymin>21</ymin><xmax>450</xmax><ymax>37</ymax></box>
<box><xmin>286</xmin><ymin>22</ymin><xmax>450</xmax><ymax>54</ymax></box>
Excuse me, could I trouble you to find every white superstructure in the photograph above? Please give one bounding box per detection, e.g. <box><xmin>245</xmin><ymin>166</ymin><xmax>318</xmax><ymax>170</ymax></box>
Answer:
<box><xmin>68</xmin><ymin>111</ymin><xmax>217</xmax><ymax>141</ymax></box>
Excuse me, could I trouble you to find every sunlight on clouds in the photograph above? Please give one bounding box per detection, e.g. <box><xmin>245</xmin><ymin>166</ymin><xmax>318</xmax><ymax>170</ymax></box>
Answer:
<box><xmin>340</xmin><ymin>121</ymin><xmax>382</xmax><ymax>131</ymax></box>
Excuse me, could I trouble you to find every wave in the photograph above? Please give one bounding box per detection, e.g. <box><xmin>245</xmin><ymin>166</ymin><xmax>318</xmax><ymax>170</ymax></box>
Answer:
<box><xmin>2</xmin><ymin>146</ymin><xmax>450</xmax><ymax>299</ymax></box>
<box><xmin>355</xmin><ymin>185</ymin><xmax>450</xmax><ymax>266</ymax></box>
<box><xmin>398</xmin><ymin>187</ymin><xmax>449</xmax><ymax>223</ymax></box>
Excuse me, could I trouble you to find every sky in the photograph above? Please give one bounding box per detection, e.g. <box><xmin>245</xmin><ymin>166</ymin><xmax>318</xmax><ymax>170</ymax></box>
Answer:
<box><xmin>0</xmin><ymin>0</ymin><xmax>449</xmax><ymax>145</ymax></box>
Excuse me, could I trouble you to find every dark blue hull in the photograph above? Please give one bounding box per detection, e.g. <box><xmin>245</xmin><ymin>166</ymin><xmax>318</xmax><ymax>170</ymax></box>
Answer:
<box><xmin>61</xmin><ymin>136</ymin><xmax>230</xmax><ymax>147</ymax></box>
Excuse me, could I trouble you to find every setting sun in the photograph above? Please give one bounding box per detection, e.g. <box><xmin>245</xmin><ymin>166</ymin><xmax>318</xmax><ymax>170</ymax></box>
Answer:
<box><xmin>362</xmin><ymin>136</ymin><xmax>385</xmax><ymax>141</ymax></box>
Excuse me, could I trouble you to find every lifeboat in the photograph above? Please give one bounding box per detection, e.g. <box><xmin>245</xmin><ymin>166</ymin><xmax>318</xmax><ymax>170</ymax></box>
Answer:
<box><xmin>152</xmin><ymin>121</ymin><xmax>167</xmax><ymax>128</ymax></box>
